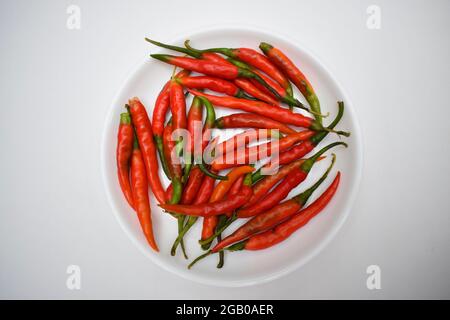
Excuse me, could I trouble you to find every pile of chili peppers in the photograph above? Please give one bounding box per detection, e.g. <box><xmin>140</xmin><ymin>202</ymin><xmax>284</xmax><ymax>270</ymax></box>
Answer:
<box><xmin>115</xmin><ymin>38</ymin><xmax>350</xmax><ymax>269</ymax></box>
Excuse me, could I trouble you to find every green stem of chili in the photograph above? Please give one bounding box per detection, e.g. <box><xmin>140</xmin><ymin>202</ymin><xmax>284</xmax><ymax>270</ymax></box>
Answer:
<box><xmin>145</xmin><ymin>38</ymin><xmax>201</xmax><ymax>58</ymax></box>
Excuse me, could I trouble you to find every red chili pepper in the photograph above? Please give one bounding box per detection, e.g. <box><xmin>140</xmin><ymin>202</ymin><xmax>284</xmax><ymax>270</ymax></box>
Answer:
<box><xmin>212</xmin><ymin>155</ymin><xmax>335</xmax><ymax>252</ymax></box>
<box><xmin>244</xmin><ymin>156</ymin><xmax>325</xmax><ymax>209</ymax></box>
<box><xmin>188</xmin><ymin>90</ymin><xmax>336</xmax><ymax>132</ymax></box>
<box><xmin>128</xmin><ymin>97</ymin><xmax>166</xmax><ymax>204</ymax></box>
<box><xmin>211</xmin><ymin>130</ymin><xmax>314</xmax><ymax>171</ymax></box>
<box><xmin>117</xmin><ymin>112</ymin><xmax>135</xmax><ymax>209</ymax></box>
<box><xmin>169</xmin><ymin>80</ymin><xmax>187</xmax><ymax>134</ymax></box>
<box><xmin>153</xmin><ymin>70</ymin><xmax>190</xmax><ymax>179</ymax></box>
<box><xmin>184</xmin><ymin>41</ymin><xmax>293</xmax><ymax>96</ymax></box>
<box><xmin>224</xmin><ymin>175</ymin><xmax>245</xmax><ymax>217</ymax></box>
<box><xmin>180</xmin><ymin>166</ymin><xmax>204</xmax><ymax>205</ymax></box>
<box><xmin>260</xmin><ymin>42</ymin><xmax>323</xmax><ymax>123</ymax></box>
<box><xmin>234</xmin><ymin>78</ymin><xmax>279</xmax><ymax>105</ymax></box>
<box><xmin>170</xmin><ymin>173</ymin><xmax>216</xmax><ymax>255</ymax></box>
<box><xmin>160</xmin><ymin>169</ymin><xmax>254</xmax><ymax>217</ymax></box>
<box><xmin>176</xmin><ymin>76</ymin><xmax>242</xmax><ymax>97</ymax></box>
<box><xmin>130</xmin><ymin>136</ymin><xmax>159</xmax><ymax>252</ymax></box>
<box><xmin>163</xmin><ymin>121</ymin><xmax>183</xmax><ymax>204</ymax></box>
<box><xmin>214</xmin><ymin>129</ymin><xmax>283</xmax><ymax>159</ymax></box>
<box><xmin>165</xmin><ymin>182</ymin><xmax>173</xmax><ymax>201</ymax></box>
<box><xmin>242</xmin><ymin>172</ymin><xmax>341</xmax><ymax>250</ymax></box>
<box><xmin>238</xmin><ymin>142</ymin><xmax>346</xmax><ymax>218</ymax></box>
<box><xmin>215</xmin><ymin>113</ymin><xmax>296</xmax><ymax>135</ymax></box>
<box><xmin>201</xmin><ymin>166</ymin><xmax>254</xmax><ymax>241</ymax></box>
<box><xmin>187</xmin><ymin>96</ymin><xmax>203</xmax><ymax>155</ymax></box>
<box><xmin>253</xmin><ymin>101</ymin><xmax>346</xmax><ymax>179</ymax></box>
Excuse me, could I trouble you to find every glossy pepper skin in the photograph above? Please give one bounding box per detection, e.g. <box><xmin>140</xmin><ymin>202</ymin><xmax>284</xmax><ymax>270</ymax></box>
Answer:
<box><xmin>259</xmin><ymin>42</ymin><xmax>323</xmax><ymax>124</ymax></box>
<box><xmin>163</xmin><ymin>121</ymin><xmax>183</xmax><ymax>204</ymax></box>
<box><xmin>243</xmin><ymin>172</ymin><xmax>341</xmax><ymax>250</ymax></box>
<box><xmin>130</xmin><ymin>137</ymin><xmax>159</xmax><ymax>252</ymax></box>
<box><xmin>188</xmin><ymin>90</ymin><xmax>328</xmax><ymax>131</ymax></box>
<box><xmin>153</xmin><ymin>70</ymin><xmax>190</xmax><ymax>179</ymax></box>
<box><xmin>201</xmin><ymin>166</ymin><xmax>254</xmax><ymax>242</ymax></box>
<box><xmin>184</xmin><ymin>42</ymin><xmax>293</xmax><ymax>97</ymax></box>
<box><xmin>160</xmin><ymin>168</ymin><xmax>254</xmax><ymax>217</ymax></box>
<box><xmin>117</xmin><ymin>112</ymin><xmax>135</xmax><ymax>209</ymax></box>
<box><xmin>128</xmin><ymin>97</ymin><xmax>167</xmax><ymax>204</ymax></box>
<box><xmin>213</xmin><ymin>129</ymin><xmax>282</xmax><ymax>159</ymax></box>
<box><xmin>180</xmin><ymin>166</ymin><xmax>204</xmax><ymax>205</ymax></box>
<box><xmin>211</xmin><ymin>130</ymin><xmax>314</xmax><ymax>171</ymax></box>
<box><xmin>213</xmin><ymin>155</ymin><xmax>335</xmax><ymax>252</ymax></box>
<box><xmin>150</xmin><ymin>54</ymin><xmax>287</xmax><ymax>102</ymax></box>
<box><xmin>238</xmin><ymin>142</ymin><xmax>346</xmax><ymax>218</ymax></box>
<box><xmin>244</xmin><ymin>157</ymin><xmax>325</xmax><ymax>209</ymax></box>
<box><xmin>215</xmin><ymin>113</ymin><xmax>296</xmax><ymax>135</ymax></box>
<box><xmin>186</xmin><ymin>96</ymin><xmax>203</xmax><ymax>156</ymax></box>
<box><xmin>234</xmin><ymin>78</ymin><xmax>279</xmax><ymax>105</ymax></box>
<box><xmin>253</xmin><ymin>101</ymin><xmax>346</xmax><ymax>179</ymax></box>
<box><xmin>176</xmin><ymin>76</ymin><xmax>242</xmax><ymax>97</ymax></box>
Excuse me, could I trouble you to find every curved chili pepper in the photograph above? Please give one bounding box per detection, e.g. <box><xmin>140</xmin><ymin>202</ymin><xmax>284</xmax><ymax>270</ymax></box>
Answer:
<box><xmin>160</xmin><ymin>167</ymin><xmax>253</xmax><ymax>217</ymax></box>
<box><xmin>117</xmin><ymin>112</ymin><xmax>135</xmax><ymax>209</ymax></box>
<box><xmin>127</xmin><ymin>98</ymin><xmax>166</xmax><ymax>204</ymax></box>
<box><xmin>180</xmin><ymin>166</ymin><xmax>204</xmax><ymax>205</ymax></box>
<box><xmin>186</xmin><ymin>96</ymin><xmax>203</xmax><ymax>156</ymax></box>
<box><xmin>252</xmin><ymin>101</ymin><xmax>346</xmax><ymax>181</ymax></box>
<box><xmin>176</xmin><ymin>76</ymin><xmax>243</xmax><ymax>97</ymax></box>
<box><xmin>170</xmin><ymin>173</ymin><xmax>216</xmax><ymax>256</ymax></box>
<box><xmin>145</xmin><ymin>37</ymin><xmax>232</xmax><ymax>65</ymax></box>
<box><xmin>226</xmin><ymin>57</ymin><xmax>311</xmax><ymax>112</ymax></box>
<box><xmin>244</xmin><ymin>156</ymin><xmax>325</xmax><ymax>209</ymax></box>
<box><xmin>150</xmin><ymin>54</ymin><xmax>290</xmax><ymax>103</ymax></box>
<box><xmin>184</xmin><ymin>41</ymin><xmax>293</xmax><ymax>97</ymax></box>
<box><xmin>214</xmin><ymin>129</ymin><xmax>283</xmax><ymax>159</ymax></box>
<box><xmin>163</xmin><ymin>120</ymin><xmax>188</xmax><ymax>257</ymax></box>
<box><xmin>130</xmin><ymin>136</ymin><xmax>159</xmax><ymax>252</ymax></box>
<box><xmin>215</xmin><ymin>113</ymin><xmax>296</xmax><ymax>135</ymax></box>
<box><xmin>201</xmin><ymin>166</ymin><xmax>254</xmax><ymax>244</ymax></box>
<box><xmin>238</xmin><ymin>142</ymin><xmax>345</xmax><ymax>218</ymax></box>
<box><xmin>153</xmin><ymin>70</ymin><xmax>190</xmax><ymax>179</ymax></box>
<box><xmin>212</xmin><ymin>154</ymin><xmax>335</xmax><ymax>252</ymax></box>
<box><xmin>162</xmin><ymin>120</ymin><xmax>183</xmax><ymax>204</ymax></box>
<box><xmin>188</xmin><ymin>90</ymin><xmax>347</xmax><ymax>135</ymax></box>
<box><xmin>234</xmin><ymin>78</ymin><xmax>279</xmax><ymax>105</ymax></box>
<box><xmin>211</xmin><ymin>130</ymin><xmax>314</xmax><ymax>171</ymax></box>
<box><xmin>237</xmin><ymin>172</ymin><xmax>341</xmax><ymax>251</ymax></box>
<box><xmin>260</xmin><ymin>42</ymin><xmax>323</xmax><ymax>124</ymax></box>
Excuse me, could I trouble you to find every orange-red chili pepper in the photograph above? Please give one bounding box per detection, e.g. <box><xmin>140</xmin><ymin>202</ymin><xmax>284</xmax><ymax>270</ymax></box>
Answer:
<box><xmin>176</xmin><ymin>76</ymin><xmax>243</xmax><ymax>97</ymax></box>
<box><xmin>212</xmin><ymin>155</ymin><xmax>335</xmax><ymax>252</ymax></box>
<box><xmin>163</xmin><ymin>120</ymin><xmax>183</xmax><ymax>204</ymax></box>
<box><xmin>201</xmin><ymin>166</ymin><xmax>254</xmax><ymax>241</ymax></box>
<box><xmin>128</xmin><ymin>97</ymin><xmax>166</xmax><ymax>204</ymax></box>
<box><xmin>117</xmin><ymin>112</ymin><xmax>135</xmax><ymax>209</ymax></box>
<box><xmin>184</xmin><ymin>41</ymin><xmax>293</xmax><ymax>96</ymax></box>
<box><xmin>130</xmin><ymin>136</ymin><xmax>159</xmax><ymax>252</ymax></box>
<box><xmin>238</xmin><ymin>142</ymin><xmax>345</xmax><ymax>218</ymax></box>
<box><xmin>244</xmin><ymin>156</ymin><xmax>325</xmax><ymax>209</ymax></box>
<box><xmin>187</xmin><ymin>96</ymin><xmax>203</xmax><ymax>155</ymax></box>
<box><xmin>211</xmin><ymin>130</ymin><xmax>314</xmax><ymax>171</ymax></box>
<box><xmin>260</xmin><ymin>42</ymin><xmax>323</xmax><ymax>123</ymax></box>
<box><xmin>214</xmin><ymin>129</ymin><xmax>283</xmax><ymax>159</ymax></box>
<box><xmin>252</xmin><ymin>101</ymin><xmax>346</xmax><ymax>180</ymax></box>
<box><xmin>153</xmin><ymin>70</ymin><xmax>190</xmax><ymax>179</ymax></box>
<box><xmin>215</xmin><ymin>113</ymin><xmax>296</xmax><ymax>135</ymax></box>
<box><xmin>234</xmin><ymin>78</ymin><xmax>279</xmax><ymax>105</ymax></box>
<box><xmin>160</xmin><ymin>172</ymin><xmax>253</xmax><ymax>217</ymax></box>
<box><xmin>187</xmin><ymin>90</ymin><xmax>337</xmax><ymax>133</ymax></box>
<box><xmin>238</xmin><ymin>172</ymin><xmax>341</xmax><ymax>251</ymax></box>
<box><xmin>180</xmin><ymin>166</ymin><xmax>204</xmax><ymax>205</ymax></box>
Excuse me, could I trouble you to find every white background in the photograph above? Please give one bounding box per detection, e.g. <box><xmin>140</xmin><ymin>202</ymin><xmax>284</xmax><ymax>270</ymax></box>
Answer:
<box><xmin>1</xmin><ymin>0</ymin><xmax>449</xmax><ymax>299</ymax></box>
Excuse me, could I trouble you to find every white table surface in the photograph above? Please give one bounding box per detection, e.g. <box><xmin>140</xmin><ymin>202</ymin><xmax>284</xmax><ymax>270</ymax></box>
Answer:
<box><xmin>1</xmin><ymin>0</ymin><xmax>449</xmax><ymax>299</ymax></box>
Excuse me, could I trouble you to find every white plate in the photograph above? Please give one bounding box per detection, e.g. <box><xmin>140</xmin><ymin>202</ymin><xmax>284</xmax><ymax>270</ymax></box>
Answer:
<box><xmin>101</xmin><ymin>26</ymin><xmax>363</xmax><ymax>287</ymax></box>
